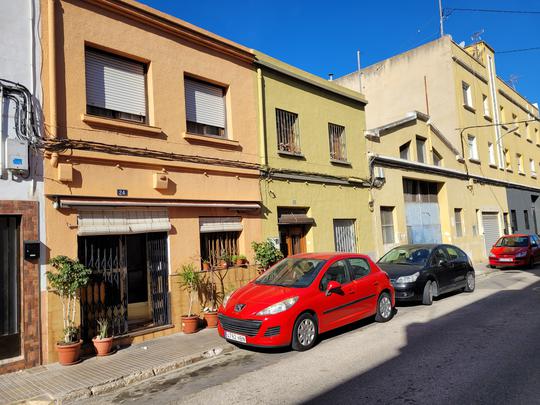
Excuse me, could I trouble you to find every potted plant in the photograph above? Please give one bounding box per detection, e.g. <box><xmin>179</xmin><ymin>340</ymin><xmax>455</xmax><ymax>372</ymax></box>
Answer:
<box><xmin>236</xmin><ymin>254</ymin><xmax>247</xmax><ymax>266</ymax></box>
<box><xmin>202</xmin><ymin>259</ymin><xmax>211</xmax><ymax>272</ymax></box>
<box><xmin>202</xmin><ymin>306</ymin><xmax>218</xmax><ymax>328</ymax></box>
<box><xmin>92</xmin><ymin>318</ymin><xmax>114</xmax><ymax>356</ymax></box>
<box><xmin>219</xmin><ymin>251</ymin><xmax>231</xmax><ymax>269</ymax></box>
<box><xmin>178</xmin><ymin>263</ymin><xmax>201</xmax><ymax>334</ymax></box>
<box><xmin>46</xmin><ymin>255</ymin><xmax>91</xmax><ymax>365</ymax></box>
<box><xmin>251</xmin><ymin>241</ymin><xmax>284</xmax><ymax>274</ymax></box>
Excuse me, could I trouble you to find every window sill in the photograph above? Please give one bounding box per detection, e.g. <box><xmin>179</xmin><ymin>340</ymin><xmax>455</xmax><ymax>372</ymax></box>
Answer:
<box><xmin>483</xmin><ymin>114</ymin><xmax>492</xmax><ymax>121</ymax></box>
<box><xmin>330</xmin><ymin>158</ymin><xmax>352</xmax><ymax>166</ymax></box>
<box><xmin>532</xmin><ymin>174</ymin><xmax>537</xmax><ymax>179</ymax></box>
<box><xmin>277</xmin><ymin>150</ymin><xmax>305</xmax><ymax>158</ymax></box>
<box><xmin>501</xmin><ymin>124</ymin><xmax>509</xmax><ymax>131</ymax></box>
<box><xmin>468</xmin><ymin>158</ymin><xmax>481</xmax><ymax>164</ymax></box>
<box><xmin>463</xmin><ymin>104</ymin><xmax>476</xmax><ymax>113</ymax></box>
<box><xmin>518</xmin><ymin>171</ymin><xmax>526</xmax><ymax>176</ymax></box>
<box><xmin>514</xmin><ymin>132</ymin><xmax>521</xmax><ymax>137</ymax></box>
<box><xmin>527</xmin><ymin>138</ymin><xmax>533</xmax><ymax>143</ymax></box>
<box><xmin>506</xmin><ymin>168</ymin><xmax>513</xmax><ymax>173</ymax></box>
<box><xmin>489</xmin><ymin>163</ymin><xmax>498</xmax><ymax>169</ymax></box>
<box><xmin>183</xmin><ymin>132</ymin><xmax>240</xmax><ymax>148</ymax></box>
<box><xmin>82</xmin><ymin>114</ymin><xmax>162</xmax><ymax>135</ymax></box>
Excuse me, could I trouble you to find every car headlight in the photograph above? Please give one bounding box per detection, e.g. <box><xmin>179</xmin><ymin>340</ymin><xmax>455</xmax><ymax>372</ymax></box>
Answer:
<box><xmin>395</xmin><ymin>272</ymin><xmax>420</xmax><ymax>283</ymax></box>
<box><xmin>515</xmin><ymin>251</ymin><xmax>527</xmax><ymax>258</ymax></box>
<box><xmin>256</xmin><ymin>297</ymin><xmax>298</xmax><ymax>316</ymax></box>
<box><xmin>223</xmin><ymin>291</ymin><xmax>235</xmax><ymax>308</ymax></box>
<box><xmin>489</xmin><ymin>252</ymin><xmax>496</xmax><ymax>258</ymax></box>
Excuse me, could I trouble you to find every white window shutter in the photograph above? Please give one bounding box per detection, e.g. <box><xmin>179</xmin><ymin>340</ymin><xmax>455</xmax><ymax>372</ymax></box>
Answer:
<box><xmin>184</xmin><ymin>78</ymin><xmax>226</xmax><ymax>128</ymax></box>
<box><xmin>85</xmin><ymin>49</ymin><xmax>146</xmax><ymax>116</ymax></box>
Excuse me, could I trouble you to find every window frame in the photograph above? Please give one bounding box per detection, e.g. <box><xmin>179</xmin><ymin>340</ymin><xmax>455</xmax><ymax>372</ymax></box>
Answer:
<box><xmin>454</xmin><ymin>208</ymin><xmax>463</xmax><ymax>237</ymax></box>
<box><xmin>184</xmin><ymin>76</ymin><xmax>227</xmax><ymax>138</ymax></box>
<box><xmin>524</xmin><ymin>210</ymin><xmax>530</xmax><ymax>230</ymax></box>
<box><xmin>319</xmin><ymin>259</ymin><xmax>351</xmax><ymax>291</ymax></box>
<box><xmin>467</xmin><ymin>135</ymin><xmax>479</xmax><ymax>161</ymax></box>
<box><xmin>416</xmin><ymin>137</ymin><xmax>426</xmax><ymax>163</ymax></box>
<box><xmin>275</xmin><ymin>108</ymin><xmax>301</xmax><ymax>155</ymax></box>
<box><xmin>488</xmin><ymin>142</ymin><xmax>496</xmax><ymax>166</ymax></box>
<box><xmin>462</xmin><ymin>81</ymin><xmax>473</xmax><ymax>108</ymax></box>
<box><xmin>328</xmin><ymin>123</ymin><xmax>347</xmax><ymax>162</ymax></box>
<box><xmin>380</xmin><ymin>206</ymin><xmax>395</xmax><ymax>244</ymax></box>
<box><xmin>399</xmin><ymin>141</ymin><xmax>411</xmax><ymax>160</ymax></box>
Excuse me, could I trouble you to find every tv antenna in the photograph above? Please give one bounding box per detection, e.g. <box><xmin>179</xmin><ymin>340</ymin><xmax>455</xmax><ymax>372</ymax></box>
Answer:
<box><xmin>507</xmin><ymin>74</ymin><xmax>521</xmax><ymax>90</ymax></box>
<box><xmin>471</xmin><ymin>29</ymin><xmax>484</xmax><ymax>42</ymax></box>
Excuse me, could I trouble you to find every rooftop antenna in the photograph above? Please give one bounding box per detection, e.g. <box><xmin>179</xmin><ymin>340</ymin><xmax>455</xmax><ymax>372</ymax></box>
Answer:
<box><xmin>471</xmin><ymin>29</ymin><xmax>484</xmax><ymax>42</ymax></box>
<box><xmin>438</xmin><ymin>0</ymin><xmax>444</xmax><ymax>37</ymax></box>
<box><xmin>356</xmin><ymin>50</ymin><xmax>362</xmax><ymax>92</ymax></box>
<box><xmin>508</xmin><ymin>74</ymin><xmax>520</xmax><ymax>90</ymax></box>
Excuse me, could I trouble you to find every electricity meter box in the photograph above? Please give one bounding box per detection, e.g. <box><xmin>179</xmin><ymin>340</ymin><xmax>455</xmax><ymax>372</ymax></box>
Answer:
<box><xmin>6</xmin><ymin>138</ymin><xmax>29</xmax><ymax>171</ymax></box>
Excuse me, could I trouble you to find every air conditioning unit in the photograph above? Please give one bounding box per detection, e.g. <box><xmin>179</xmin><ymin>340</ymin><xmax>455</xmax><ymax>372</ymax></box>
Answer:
<box><xmin>6</xmin><ymin>138</ymin><xmax>29</xmax><ymax>171</ymax></box>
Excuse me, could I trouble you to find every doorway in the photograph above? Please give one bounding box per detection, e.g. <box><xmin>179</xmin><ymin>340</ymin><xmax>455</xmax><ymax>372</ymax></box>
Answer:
<box><xmin>0</xmin><ymin>216</ymin><xmax>21</xmax><ymax>360</ymax></box>
<box><xmin>126</xmin><ymin>234</ymin><xmax>151</xmax><ymax>325</ymax></box>
<box><xmin>279</xmin><ymin>225</ymin><xmax>307</xmax><ymax>256</ymax></box>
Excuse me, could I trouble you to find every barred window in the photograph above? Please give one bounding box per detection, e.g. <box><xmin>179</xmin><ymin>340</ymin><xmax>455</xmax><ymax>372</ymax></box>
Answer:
<box><xmin>276</xmin><ymin>109</ymin><xmax>301</xmax><ymax>154</ymax></box>
<box><xmin>329</xmin><ymin>123</ymin><xmax>347</xmax><ymax>161</ymax></box>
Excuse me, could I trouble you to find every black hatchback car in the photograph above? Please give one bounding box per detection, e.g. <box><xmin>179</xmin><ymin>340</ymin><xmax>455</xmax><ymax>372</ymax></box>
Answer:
<box><xmin>377</xmin><ymin>244</ymin><xmax>475</xmax><ymax>305</ymax></box>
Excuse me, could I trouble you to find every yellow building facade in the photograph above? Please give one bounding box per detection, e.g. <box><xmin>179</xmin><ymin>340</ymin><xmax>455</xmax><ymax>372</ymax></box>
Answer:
<box><xmin>337</xmin><ymin>36</ymin><xmax>540</xmax><ymax>262</ymax></box>
<box><xmin>40</xmin><ymin>0</ymin><xmax>262</xmax><ymax>363</ymax></box>
<box><xmin>256</xmin><ymin>53</ymin><xmax>375</xmax><ymax>257</ymax></box>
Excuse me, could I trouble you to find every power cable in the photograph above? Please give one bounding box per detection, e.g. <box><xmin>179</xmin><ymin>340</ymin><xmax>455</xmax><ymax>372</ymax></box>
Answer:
<box><xmin>497</xmin><ymin>46</ymin><xmax>540</xmax><ymax>54</ymax></box>
<box><xmin>445</xmin><ymin>7</ymin><xmax>540</xmax><ymax>15</ymax></box>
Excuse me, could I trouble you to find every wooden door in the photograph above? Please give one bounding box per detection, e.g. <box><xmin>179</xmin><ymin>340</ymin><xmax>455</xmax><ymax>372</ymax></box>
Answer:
<box><xmin>280</xmin><ymin>226</ymin><xmax>306</xmax><ymax>257</ymax></box>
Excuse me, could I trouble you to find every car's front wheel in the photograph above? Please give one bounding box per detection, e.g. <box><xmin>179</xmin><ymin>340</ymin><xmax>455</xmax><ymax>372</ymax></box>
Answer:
<box><xmin>374</xmin><ymin>292</ymin><xmax>394</xmax><ymax>322</ymax></box>
<box><xmin>422</xmin><ymin>280</ymin><xmax>437</xmax><ymax>305</ymax></box>
<box><xmin>464</xmin><ymin>271</ymin><xmax>475</xmax><ymax>292</ymax></box>
<box><xmin>291</xmin><ymin>313</ymin><xmax>318</xmax><ymax>351</ymax></box>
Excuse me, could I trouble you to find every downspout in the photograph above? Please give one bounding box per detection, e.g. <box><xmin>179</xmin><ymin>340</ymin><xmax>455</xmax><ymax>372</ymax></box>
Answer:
<box><xmin>47</xmin><ymin>0</ymin><xmax>57</xmax><ymax>139</ymax></box>
<box><xmin>256</xmin><ymin>68</ymin><xmax>267</xmax><ymax>167</ymax></box>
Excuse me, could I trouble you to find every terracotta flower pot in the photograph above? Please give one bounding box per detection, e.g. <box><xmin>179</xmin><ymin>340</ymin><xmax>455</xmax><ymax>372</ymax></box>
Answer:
<box><xmin>56</xmin><ymin>340</ymin><xmax>83</xmax><ymax>366</ymax></box>
<box><xmin>181</xmin><ymin>315</ymin><xmax>200</xmax><ymax>334</ymax></box>
<box><xmin>204</xmin><ymin>311</ymin><xmax>218</xmax><ymax>328</ymax></box>
<box><xmin>235</xmin><ymin>259</ymin><xmax>244</xmax><ymax>266</ymax></box>
<box><xmin>202</xmin><ymin>262</ymin><xmax>210</xmax><ymax>271</ymax></box>
<box><xmin>219</xmin><ymin>261</ymin><xmax>229</xmax><ymax>269</ymax></box>
<box><xmin>92</xmin><ymin>336</ymin><xmax>114</xmax><ymax>356</ymax></box>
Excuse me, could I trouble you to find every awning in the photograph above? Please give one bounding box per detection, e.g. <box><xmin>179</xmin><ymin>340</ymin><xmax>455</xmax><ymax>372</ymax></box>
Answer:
<box><xmin>278</xmin><ymin>213</ymin><xmax>315</xmax><ymax>225</ymax></box>
<box><xmin>200</xmin><ymin>217</ymin><xmax>243</xmax><ymax>233</ymax></box>
<box><xmin>58</xmin><ymin>198</ymin><xmax>260</xmax><ymax>211</ymax></box>
<box><xmin>78</xmin><ymin>209</ymin><xmax>171</xmax><ymax>236</ymax></box>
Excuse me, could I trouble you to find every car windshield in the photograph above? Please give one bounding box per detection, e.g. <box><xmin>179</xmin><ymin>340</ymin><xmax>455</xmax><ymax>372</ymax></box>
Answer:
<box><xmin>496</xmin><ymin>236</ymin><xmax>529</xmax><ymax>247</ymax></box>
<box><xmin>378</xmin><ymin>246</ymin><xmax>432</xmax><ymax>266</ymax></box>
<box><xmin>255</xmin><ymin>258</ymin><xmax>326</xmax><ymax>288</ymax></box>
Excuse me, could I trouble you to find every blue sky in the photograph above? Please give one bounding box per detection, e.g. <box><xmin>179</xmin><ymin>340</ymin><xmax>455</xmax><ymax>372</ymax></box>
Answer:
<box><xmin>141</xmin><ymin>0</ymin><xmax>540</xmax><ymax>103</ymax></box>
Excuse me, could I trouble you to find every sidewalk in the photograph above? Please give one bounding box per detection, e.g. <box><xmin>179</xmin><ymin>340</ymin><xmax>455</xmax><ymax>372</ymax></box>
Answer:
<box><xmin>474</xmin><ymin>261</ymin><xmax>498</xmax><ymax>277</ymax></box>
<box><xmin>0</xmin><ymin>329</ymin><xmax>233</xmax><ymax>405</ymax></box>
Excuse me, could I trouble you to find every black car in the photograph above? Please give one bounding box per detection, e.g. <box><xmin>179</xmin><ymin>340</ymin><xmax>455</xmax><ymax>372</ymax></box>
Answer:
<box><xmin>377</xmin><ymin>244</ymin><xmax>475</xmax><ymax>305</ymax></box>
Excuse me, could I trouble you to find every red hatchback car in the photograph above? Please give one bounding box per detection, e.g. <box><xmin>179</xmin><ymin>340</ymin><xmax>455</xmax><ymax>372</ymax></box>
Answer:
<box><xmin>489</xmin><ymin>234</ymin><xmax>540</xmax><ymax>268</ymax></box>
<box><xmin>218</xmin><ymin>253</ymin><xmax>395</xmax><ymax>351</ymax></box>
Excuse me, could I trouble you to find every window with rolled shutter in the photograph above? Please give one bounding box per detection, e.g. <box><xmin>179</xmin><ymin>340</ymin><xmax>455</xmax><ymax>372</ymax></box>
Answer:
<box><xmin>184</xmin><ymin>77</ymin><xmax>226</xmax><ymax>137</ymax></box>
<box><xmin>334</xmin><ymin>219</ymin><xmax>357</xmax><ymax>252</ymax></box>
<box><xmin>85</xmin><ymin>48</ymin><xmax>147</xmax><ymax>123</ymax></box>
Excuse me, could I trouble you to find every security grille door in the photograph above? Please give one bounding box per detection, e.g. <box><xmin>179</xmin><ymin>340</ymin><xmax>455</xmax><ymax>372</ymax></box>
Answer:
<box><xmin>482</xmin><ymin>213</ymin><xmax>501</xmax><ymax>254</ymax></box>
<box><xmin>0</xmin><ymin>216</ymin><xmax>21</xmax><ymax>360</ymax></box>
<box><xmin>404</xmin><ymin>179</ymin><xmax>442</xmax><ymax>244</ymax></box>
<box><xmin>334</xmin><ymin>219</ymin><xmax>357</xmax><ymax>252</ymax></box>
<box><xmin>147</xmin><ymin>233</ymin><xmax>170</xmax><ymax>326</ymax></box>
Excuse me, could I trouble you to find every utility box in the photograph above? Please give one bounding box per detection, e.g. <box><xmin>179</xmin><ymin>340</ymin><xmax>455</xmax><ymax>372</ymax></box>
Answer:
<box><xmin>6</xmin><ymin>138</ymin><xmax>29</xmax><ymax>171</ymax></box>
<box><xmin>153</xmin><ymin>172</ymin><xmax>169</xmax><ymax>190</ymax></box>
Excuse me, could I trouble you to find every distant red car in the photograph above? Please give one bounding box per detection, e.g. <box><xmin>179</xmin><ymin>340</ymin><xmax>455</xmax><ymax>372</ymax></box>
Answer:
<box><xmin>489</xmin><ymin>234</ymin><xmax>540</xmax><ymax>268</ymax></box>
<box><xmin>218</xmin><ymin>253</ymin><xmax>395</xmax><ymax>351</ymax></box>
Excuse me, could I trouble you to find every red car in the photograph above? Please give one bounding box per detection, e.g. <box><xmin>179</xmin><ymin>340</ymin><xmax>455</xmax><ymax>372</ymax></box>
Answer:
<box><xmin>218</xmin><ymin>253</ymin><xmax>395</xmax><ymax>351</ymax></box>
<box><xmin>488</xmin><ymin>234</ymin><xmax>540</xmax><ymax>268</ymax></box>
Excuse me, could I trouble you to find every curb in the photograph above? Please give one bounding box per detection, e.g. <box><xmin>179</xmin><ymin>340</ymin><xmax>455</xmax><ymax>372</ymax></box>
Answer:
<box><xmin>55</xmin><ymin>344</ymin><xmax>236</xmax><ymax>403</ymax></box>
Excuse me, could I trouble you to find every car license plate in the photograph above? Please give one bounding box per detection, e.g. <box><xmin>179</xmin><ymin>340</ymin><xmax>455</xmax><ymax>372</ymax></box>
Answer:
<box><xmin>225</xmin><ymin>331</ymin><xmax>246</xmax><ymax>343</ymax></box>
<box><xmin>499</xmin><ymin>258</ymin><xmax>513</xmax><ymax>262</ymax></box>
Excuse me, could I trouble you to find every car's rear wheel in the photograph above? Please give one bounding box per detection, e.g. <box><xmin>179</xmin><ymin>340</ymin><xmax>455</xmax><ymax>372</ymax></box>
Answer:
<box><xmin>464</xmin><ymin>271</ymin><xmax>475</xmax><ymax>292</ymax></box>
<box><xmin>422</xmin><ymin>280</ymin><xmax>437</xmax><ymax>305</ymax></box>
<box><xmin>374</xmin><ymin>292</ymin><xmax>393</xmax><ymax>322</ymax></box>
<box><xmin>291</xmin><ymin>313</ymin><xmax>318</xmax><ymax>351</ymax></box>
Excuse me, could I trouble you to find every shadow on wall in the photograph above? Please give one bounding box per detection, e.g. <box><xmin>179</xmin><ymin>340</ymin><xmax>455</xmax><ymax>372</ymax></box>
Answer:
<box><xmin>302</xmin><ymin>269</ymin><xmax>540</xmax><ymax>404</ymax></box>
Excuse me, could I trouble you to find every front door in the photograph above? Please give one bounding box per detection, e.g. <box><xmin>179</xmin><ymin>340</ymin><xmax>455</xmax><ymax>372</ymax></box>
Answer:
<box><xmin>279</xmin><ymin>226</ymin><xmax>306</xmax><ymax>257</ymax></box>
<box><xmin>0</xmin><ymin>216</ymin><xmax>21</xmax><ymax>360</ymax></box>
<box><xmin>127</xmin><ymin>234</ymin><xmax>151</xmax><ymax>325</ymax></box>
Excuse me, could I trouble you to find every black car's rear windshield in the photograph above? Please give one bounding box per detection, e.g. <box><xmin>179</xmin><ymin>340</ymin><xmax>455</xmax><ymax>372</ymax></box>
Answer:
<box><xmin>496</xmin><ymin>236</ymin><xmax>529</xmax><ymax>247</ymax></box>
<box><xmin>255</xmin><ymin>258</ymin><xmax>326</xmax><ymax>288</ymax></box>
<box><xmin>378</xmin><ymin>246</ymin><xmax>433</xmax><ymax>266</ymax></box>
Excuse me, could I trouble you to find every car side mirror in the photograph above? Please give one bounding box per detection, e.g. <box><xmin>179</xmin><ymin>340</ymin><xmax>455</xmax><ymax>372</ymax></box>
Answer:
<box><xmin>325</xmin><ymin>281</ymin><xmax>342</xmax><ymax>296</ymax></box>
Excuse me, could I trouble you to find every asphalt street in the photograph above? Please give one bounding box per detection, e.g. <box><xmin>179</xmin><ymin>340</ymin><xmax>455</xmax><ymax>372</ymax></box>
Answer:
<box><xmin>79</xmin><ymin>268</ymin><xmax>540</xmax><ymax>405</ymax></box>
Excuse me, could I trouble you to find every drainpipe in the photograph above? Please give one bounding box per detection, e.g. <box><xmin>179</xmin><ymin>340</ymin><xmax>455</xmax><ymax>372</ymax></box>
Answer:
<box><xmin>256</xmin><ymin>68</ymin><xmax>267</xmax><ymax>167</ymax></box>
<box><xmin>47</xmin><ymin>0</ymin><xmax>57</xmax><ymax>139</ymax></box>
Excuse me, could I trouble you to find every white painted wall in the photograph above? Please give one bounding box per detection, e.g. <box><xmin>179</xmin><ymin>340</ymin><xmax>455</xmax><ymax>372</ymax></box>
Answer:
<box><xmin>0</xmin><ymin>0</ymin><xmax>46</xmax><ymax>289</ymax></box>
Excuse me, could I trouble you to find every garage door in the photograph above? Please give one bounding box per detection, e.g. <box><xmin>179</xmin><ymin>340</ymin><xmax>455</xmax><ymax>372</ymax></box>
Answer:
<box><xmin>482</xmin><ymin>212</ymin><xmax>500</xmax><ymax>254</ymax></box>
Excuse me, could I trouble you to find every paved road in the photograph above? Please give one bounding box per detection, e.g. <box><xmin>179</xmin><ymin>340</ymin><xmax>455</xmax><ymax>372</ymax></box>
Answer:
<box><xmin>80</xmin><ymin>269</ymin><xmax>540</xmax><ymax>405</ymax></box>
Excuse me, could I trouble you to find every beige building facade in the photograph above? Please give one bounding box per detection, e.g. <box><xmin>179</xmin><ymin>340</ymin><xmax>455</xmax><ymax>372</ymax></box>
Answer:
<box><xmin>337</xmin><ymin>36</ymin><xmax>540</xmax><ymax>261</ymax></box>
<box><xmin>40</xmin><ymin>0</ymin><xmax>262</xmax><ymax>363</ymax></box>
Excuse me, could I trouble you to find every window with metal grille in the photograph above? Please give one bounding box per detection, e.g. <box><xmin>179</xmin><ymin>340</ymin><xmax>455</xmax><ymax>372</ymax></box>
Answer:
<box><xmin>454</xmin><ymin>208</ymin><xmax>463</xmax><ymax>237</ymax></box>
<box><xmin>85</xmin><ymin>47</ymin><xmax>147</xmax><ymax>123</ymax></box>
<box><xmin>185</xmin><ymin>77</ymin><xmax>226</xmax><ymax>137</ymax></box>
<box><xmin>200</xmin><ymin>232</ymin><xmax>239</xmax><ymax>268</ymax></box>
<box><xmin>380</xmin><ymin>207</ymin><xmax>395</xmax><ymax>244</ymax></box>
<box><xmin>275</xmin><ymin>109</ymin><xmax>301</xmax><ymax>154</ymax></box>
<box><xmin>333</xmin><ymin>219</ymin><xmax>356</xmax><ymax>252</ymax></box>
<box><xmin>328</xmin><ymin>123</ymin><xmax>347</xmax><ymax>161</ymax></box>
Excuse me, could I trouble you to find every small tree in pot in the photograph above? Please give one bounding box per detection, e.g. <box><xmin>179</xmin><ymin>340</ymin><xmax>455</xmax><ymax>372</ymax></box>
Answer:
<box><xmin>251</xmin><ymin>241</ymin><xmax>284</xmax><ymax>274</ymax></box>
<box><xmin>47</xmin><ymin>255</ymin><xmax>91</xmax><ymax>365</ymax></box>
<box><xmin>92</xmin><ymin>318</ymin><xmax>114</xmax><ymax>356</ymax></box>
<box><xmin>178</xmin><ymin>263</ymin><xmax>201</xmax><ymax>334</ymax></box>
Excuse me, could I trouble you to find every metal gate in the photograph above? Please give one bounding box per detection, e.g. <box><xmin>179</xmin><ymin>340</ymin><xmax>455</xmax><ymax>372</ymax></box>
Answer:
<box><xmin>403</xmin><ymin>179</ymin><xmax>442</xmax><ymax>244</ymax></box>
<box><xmin>334</xmin><ymin>219</ymin><xmax>357</xmax><ymax>252</ymax></box>
<box><xmin>482</xmin><ymin>212</ymin><xmax>501</xmax><ymax>254</ymax></box>
<box><xmin>79</xmin><ymin>232</ymin><xmax>170</xmax><ymax>342</ymax></box>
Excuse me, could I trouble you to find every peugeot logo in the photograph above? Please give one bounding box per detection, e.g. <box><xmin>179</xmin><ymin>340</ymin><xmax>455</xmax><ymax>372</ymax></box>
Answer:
<box><xmin>234</xmin><ymin>303</ymin><xmax>246</xmax><ymax>312</ymax></box>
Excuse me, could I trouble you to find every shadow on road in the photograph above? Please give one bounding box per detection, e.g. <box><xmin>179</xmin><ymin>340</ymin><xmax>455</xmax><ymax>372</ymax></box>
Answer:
<box><xmin>302</xmin><ymin>269</ymin><xmax>540</xmax><ymax>404</ymax></box>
